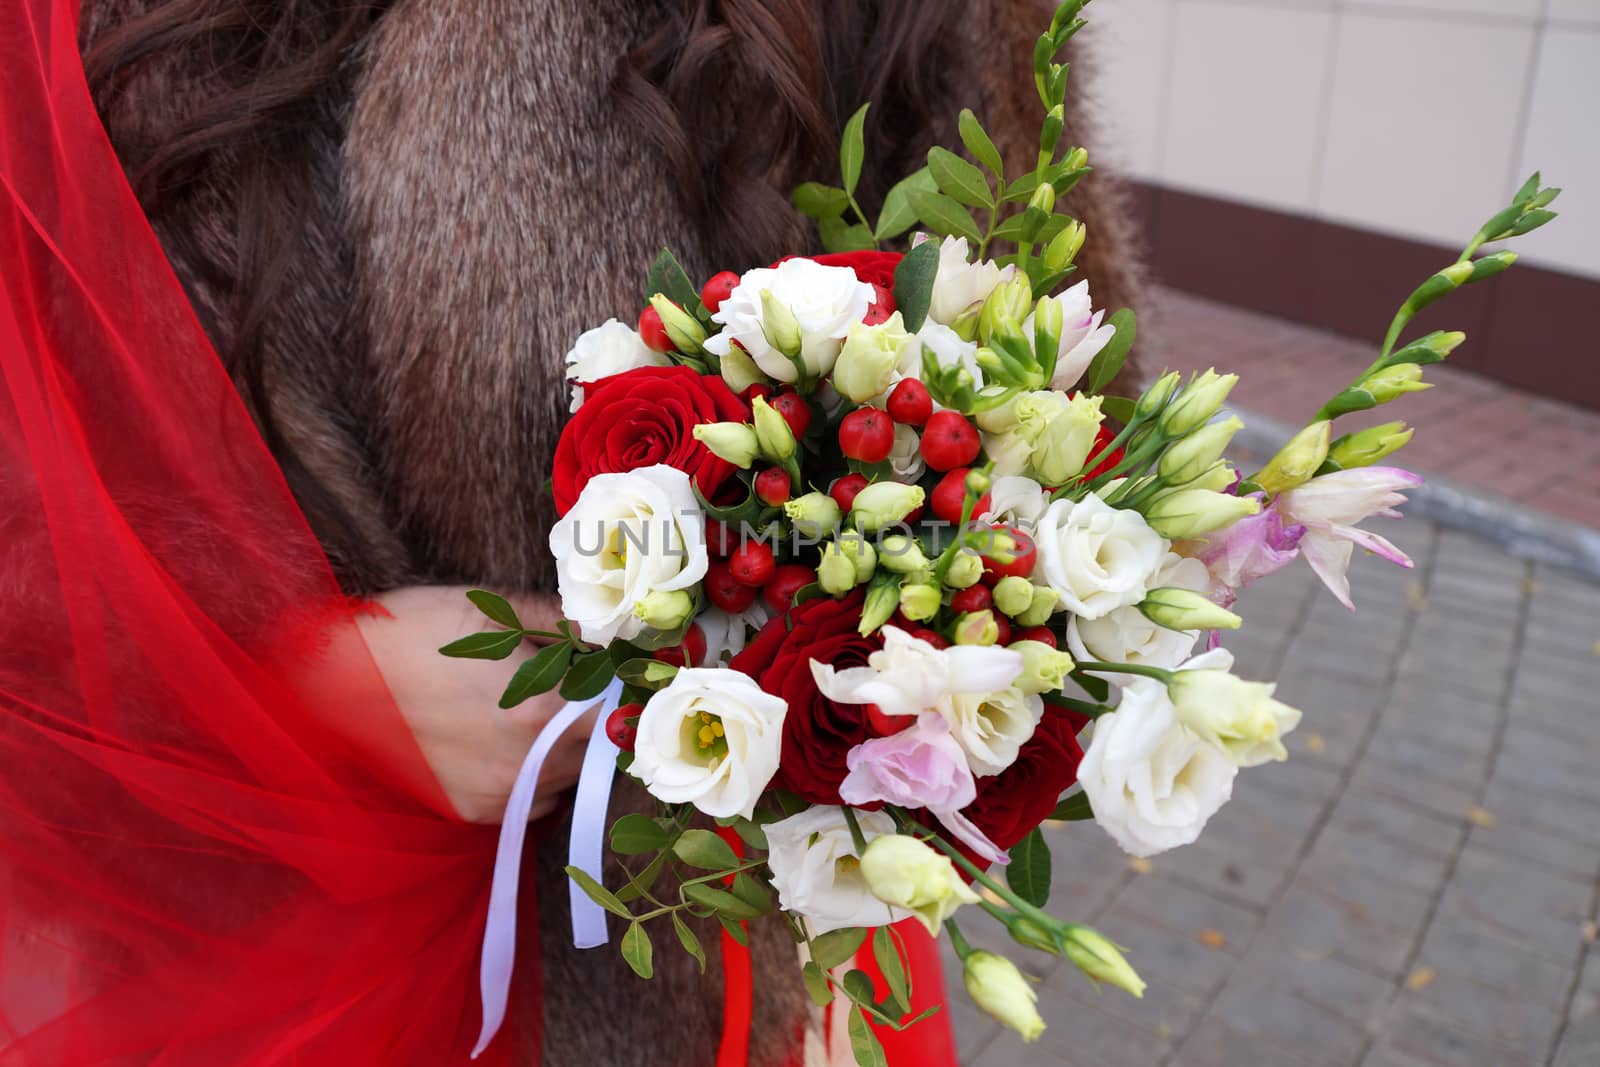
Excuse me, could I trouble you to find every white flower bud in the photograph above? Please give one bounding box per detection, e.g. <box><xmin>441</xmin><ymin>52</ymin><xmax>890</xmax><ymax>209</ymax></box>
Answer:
<box><xmin>963</xmin><ymin>952</ymin><xmax>1045</xmax><ymax>1042</ymax></box>
<box><xmin>859</xmin><ymin>835</ymin><xmax>981</xmax><ymax>936</ymax></box>
<box><xmin>692</xmin><ymin>422</ymin><xmax>759</xmax><ymax>468</ymax></box>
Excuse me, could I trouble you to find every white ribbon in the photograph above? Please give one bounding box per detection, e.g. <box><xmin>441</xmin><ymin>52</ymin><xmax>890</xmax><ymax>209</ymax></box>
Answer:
<box><xmin>472</xmin><ymin>677</ymin><xmax>624</xmax><ymax>1059</ymax></box>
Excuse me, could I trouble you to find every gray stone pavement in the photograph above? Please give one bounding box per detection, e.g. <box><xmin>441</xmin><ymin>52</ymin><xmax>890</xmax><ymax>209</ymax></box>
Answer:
<box><xmin>945</xmin><ymin>519</ymin><xmax>1600</xmax><ymax>1066</ymax></box>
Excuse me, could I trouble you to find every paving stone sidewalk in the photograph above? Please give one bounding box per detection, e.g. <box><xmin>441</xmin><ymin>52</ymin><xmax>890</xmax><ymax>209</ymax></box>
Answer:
<box><xmin>945</xmin><ymin>521</ymin><xmax>1600</xmax><ymax>1066</ymax></box>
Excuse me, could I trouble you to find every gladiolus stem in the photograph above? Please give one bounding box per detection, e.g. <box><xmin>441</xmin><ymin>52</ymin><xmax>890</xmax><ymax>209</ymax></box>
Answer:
<box><xmin>944</xmin><ymin>918</ymin><xmax>976</xmax><ymax>962</ymax></box>
<box><xmin>910</xmin><ymin>818</ymin><xmax>1058</xmax><ymax>929</ymax></box>
<box><xmin>841</xmin><ymin>806</ymin><xmax>869</xmax><ymax>856</ymax></box>
<box><xmin>1073</xmin><ymin>661</ymin><xmax>1174</xmax><ymax>683</ymax></box>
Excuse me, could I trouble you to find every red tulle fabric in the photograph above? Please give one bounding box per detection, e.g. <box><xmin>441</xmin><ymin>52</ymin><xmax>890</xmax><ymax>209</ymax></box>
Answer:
<box><xmin>0</xmin><ymin>2</ymin><xmax>511</xmax><ymax>1062</ymax></box>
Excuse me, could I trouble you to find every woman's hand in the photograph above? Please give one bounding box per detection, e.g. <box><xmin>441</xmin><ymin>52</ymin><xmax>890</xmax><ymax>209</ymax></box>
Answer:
<box><xmin>356</xmin><ymin>585</ymin><xmax>597</xmax><ymax>824</ymax></box>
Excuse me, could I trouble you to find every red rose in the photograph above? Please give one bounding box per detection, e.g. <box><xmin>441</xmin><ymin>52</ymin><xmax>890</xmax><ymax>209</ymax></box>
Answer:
<box><xmin>551</xmin><ymin>365</ymin><xmax>748</xmax><ymax>515</ymax></box>
<box><xmin>1085</xmin><ymin>423</ymin><xmax>1124</xmax><ymax>480</ymax></box>
<box><xmin>730</xmin><ymin>590</ymin><xmax>886</xmax><ymax>805</ymax></box>
<box><xmin>805</xmin><ymin>250</ymin><xmax>903</xmax><ymax>292</ymax></box>
<box><xmin>959</xmin><ymin>708</ymin><xmax>1088</xmax><ymax>858</ymax></box>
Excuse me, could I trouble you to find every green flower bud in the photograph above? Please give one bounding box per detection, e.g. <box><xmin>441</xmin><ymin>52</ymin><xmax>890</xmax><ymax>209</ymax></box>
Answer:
<box><xmin>964</xmin><ymin>952</ymin><xmax>1046</xmax><ymax>1041</ymax></box>
<box><xmin>1134</xmin><ymin>371</ymin><xmax>1181</xmax><ymax>420</ymax></box>
<box><xmin>719</xmin><ymin>343</ymin><xmax>769</xmax><ymax>394</ymax></box>
<box><xmin>1013</xmin><ymin>586</ymin><xmax>1058</xmax><ymax>627</ymax></box>
<box><xmin>751</xmin><ymin>395</ymin><xmax>797</xmax><ymax>461</ymax></box>
<box><xmin>1160</xmin><ymin>370</ymin><xmax>1238</xmax><ymax>437</ymax></box>
<box><xmin>858</xmin><ymin>573</ymin><xmax>902</xmax><ymax>636</ymax></box>
<box><xmin>1026</xmin><ymin>183</ymin><xmax>1056</xmax><ymax>216</ymax></box>
<box><xmin>1144</xmin><ymin>489</ymin><xmax>1261</xmax><ymax>540</ymax></box>
<box><xmin>691</xmin><ymin>422</ymin><xmax>759</xmax><ymax>468</ymax></box>
<box><xmin>860</xmin><ymin>835</ymin><xmax>982</xmax><ymax>937</ymax></box>
<box><xmin>1158</xmin><ymin>416</ymin><xmax>1243</xmax><ymax>485</ymax></box>
<box><xmin>1030</xmin><ymin>392</ymin><xmax>1104</xmax><ymax>485</ymax></box>
<box><xmin>1044</xmin><ymin>219</ymin><xmax>1085</xmax><ymax>271</ymax></box>
<box><xmin>634</xmin><ymin>589</ymin><xmax>695</xmax><ymax>631</ymax></box>
<box><xmin>758</xmin><ymin>289</ymin><xmax>802</xmax><ymax>358</ymax></box>
<box><xmin>783</xmin><ymin>492</ymin><xmax>840</xmax><ymax>538</ymax></box>
<box><xmin>1163</xmin><ymin>462</ymin><xmax>1237</xmax><ymax>495</ymax></box>
<box><xmin>1138</xmin><ymin>587</ymin><xmax>1242</xmax><ymax>632</ymax></box>
<box><xmin>648</xmin><ymin>293</ymin><xmax>707</xmax><ymax>354</ymax></box>
<box><xmin>1063</xmin><ymin>146</ymin><xmax>1089</xmax><ymax>171</ymax></box>
<box><xmin>1254</xmin><ymin>420</ymin><xmax>1331</xmax><ymax>495</ymax></box>
<box><xmin>1325</xmin><ymin>421</ymin><xmax>1413</xmax><ymax>470</ymax></box>
<box><xmin>954</xmin><ymin>610</ymin><xmax>1000</xmax><ymax>646</ymax></box>
<box><xmin>1362</xmin><ymin>363</ymin><xmax>1430</xmax><ymax>404</ymax></box>
<box><xmin>992</xmin><ymin>575</ymin><xmax>1035</xmax><ymax>617</ymax></box>
<box><xmin>833</xmin><ymin>312</ymin><xmax>910</xmax><ymax>403</ymax></box>
<box><xmin>898</xmin><ymin>582</ymin><xmax>941</xmax><ymax>622</ymax></box>
<box><xmin>1063</xmin><ymin>926</ymin><xmax>1146</xmax><ymax>998</ymax></box>
<box><xmin>817</xmin><ymin>542</ymin><xmax>862</xmax><ymax>595</ymax></box>
<box><xmin>979</xmin><ymin>275</ymin><xmax>1035</xmax><ymax>345</ymax></box>
<box><xmin>833</xmin><ymin>532</ymin><xmax>878</xmax><ymax>582</ymax></box>
<box><xmin>950</xmin><ymin>305</ymin><xmax>983</xmax><ymax>343</ymax></box>
<box><xmin>1011</xmin><ymin>639</ymin><xmax>1075</xmax><ymax>694</ymax></box>
<box><xmin>1032</xmin><ymin>295</ymin><xmax>1064</xmax><ymax>372</ymax></box>
<box><xmin>849</xmin><ymin>482</ymin><xmax>924</xmax><ymax>531</ymax></box>
<box><xmin>966</xmin><ymin>468</ymin><xmax>992</xmax><ymax>497</ymax></box>
<box><xmin>877</xmin><ymin>533</ymin><xmax>929</xmax><ymax>574</ymax></box>
<box><xmin>944</xmin><ymin>551</ymin><xmax>985</xmax><ymax>590</ymax></box>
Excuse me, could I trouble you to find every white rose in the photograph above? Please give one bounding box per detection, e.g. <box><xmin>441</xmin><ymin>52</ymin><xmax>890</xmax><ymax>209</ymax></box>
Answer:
<box><xmin>924</xmin><ymin>235</ymin><xmax>1016</xmax><ymax>326</ymax></box>
<box><xmin>886</xmin><ymin>422</ymin><xmax>925</xmax><ymax>483</ymax></box>
<box><xmin>1035</xmin><ymin>492</ymin><xmax>1166</xmax><ymax>620</ymax></box>
<box><xmin>1078</xmin><ymin>677</ymin><xmax>1237</xmax><ymax>857</ymax></box>
<box><xmin>630</xmin><ymin>667</ymin><xmax>787</xmax><ymax>819</ymax></box>
<box><xmin>1025</xmin><ymin>279</ymin><xmax>1114</xmax><ymax>392</ymax></box>
<box><xmin>549</xmin><ymin>464</ymin><xmax>709</xmax><ymax>645</ymax></box>
<box><xmin>703</xmin><ymin>259</ymin><xmax>873</xmax><ymax>383</ymax></box>
<box><xmin>1068</xmin><ymin>553</ymin><xmax>1210</xmax><ymax>676</ymax></box>
<box><xmin>563</xmin><ymin>318</ymin><xmax>670</xmax><ymax>412</ymax></box>
<box><xmin>766</xmin><ymin>806</ymin><xmax>908</xmax><ymax>934</ymax></box>
<box><xmin>939</xmin><ymin>686</ymin><xmax>1045</xmax><ymax>776</ymax></box>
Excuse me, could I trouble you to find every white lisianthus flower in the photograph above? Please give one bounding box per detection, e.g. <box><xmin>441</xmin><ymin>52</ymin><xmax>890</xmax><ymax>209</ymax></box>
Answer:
<box><xmin>978</xmin><ymin>475</ymin><xmax>1051</xmax><ymax>530</ymax></box>
<box><xmin>630</xmin><ymin>668</ymin><xmax>787</xmax><ymax>819</ymax></box>
<box><xmin>1166</xmin><ymin>648</ymin><xmax>1302</xmax><ymax>767</ymax></box>
<box><xmin>924</xmin><ymin>235</ymin><xmax>1016</xmax><ymax>326</ymax></box>
<box><xmin>1068</xmin><ymin>553</ymin><xmax>1211</xmax><ymax>676</ymax></box>
<box><xmin>549</xmin><ymin>464</ymin><xmax>709</xmax><ymax>645</ymax></box>
<box><xmin>1035</xmin><ymin>492</ymin><xmax>1166</xmax><ymax>620</ymax></box>
<box><xmin>1077</xmin><ymin>675</ymin><xmax>1237</xmax><ymax>858</ymax></box>
<box><xmin>912</xmin><ymin>320</ymin><xmax>985</xmax><ymax>390</ymax></box>
<box><xmin>703</xmin><ymin>259</ymin><xmax>873</xmax><ymax>383</ymax></box>
<box><xmin>563</xmin><ymin>318</ymin><xmax>671</xmax><ymax>411</ymax></box>
<box><xmin>886</xmin><ymin>423</ymin><xmax>926</xmax><ymax>483</ymax></box>
<box><xmin>939</xmin><ymin>686</ymin><xmax>1045</xmax><ymax>776</ymax></box>
<box><xmin>979</xmin><ymin>391</ymin><xmax>1103</xmax><ymax>485</ymax></box>
<box><xmin>1023</xmin><ymin>279</ymin><xmax>1114</xmax><ymax>392</ymax></box>
<box><xmin>833</xmin><ymin>312</ymin><xmax>911</xmax><ymax>402</ymax></box>
<box><xmin>765</xmin><ymin>806</ymin><xmax>907</xmax><ymax>934</ymax></box>
<box><xmin>811</xmin><ymin>625</ymin><xmax>1023</xmax><ymax>720</ymax></box>
<box><xmin>694</xmin><ymin>602</ymin><xmax>771</xmax><ymax>666</ymax></box>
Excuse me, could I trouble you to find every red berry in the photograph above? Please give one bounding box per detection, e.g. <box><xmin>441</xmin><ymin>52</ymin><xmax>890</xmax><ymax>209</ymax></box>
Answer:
<box><xmin>653</xmin><ymin>623</ymin><xmax>708</xmax><ymax>668</ymax></box>
<box><xmin>706</xmin><ymin>519</ymin><xmax>737</xmax><ymax>558</ymax></box>
<box><xmin>992</xmin><ymin>614</ymin><xmax>1013</xmax><ymax>647</ymax></box>
<box><xmin>920</xmin><ymin>410</ymin><xmax>981</xmax><ymax>471</ymax></box>
<box><xmin>950</xmin><ymin>585</ymin><xmax>993</xmax><ymax>615</ymax></box>
<box><xmin>1015</xmin><ymin>627</ymin><xmax>1058</xmax><ymax>648</ymax></box>
<box><xmin>829</xmin><ymin>473</ymin><xmax>870</xmax><ymax>512</ymax></box>
<box><xmin>606</xmin><ymin>703</ymin><xmax>641</xmax><ymax>751</ymax></box>
<box><xmin>839</xmin><ymin>408</ymin><xmax>895</xmax><ymax>463</ymax></box>
<box><xmin>638</xmin><ymin>304</ymin><xmax>674</xmax><ymax>353</ymax></box>
<box><xmin>981</xmin><ymin>527</ymin><xmax>1038</xmax><ymax>584</ymax></box>
<box><xmin>741</xmin><ymin>383</ymin><xmax>774</xmax><ymax>403</ymax></box>
<box><xmin>728</xmin><ymin>540</ymin><xmax>776</xmax><ymax>587</ymax></box>
<box><xmin>865</xmin><ymin>702</ymin><xmax>916</xmax><ymax>735</ymax></box>
<box><xmin>764</xmin><ymin>564</ymin><xmax>816</xmax><ymax>613</ymax></box>
<box><xmin>930</xmin><ymin>468</ymin><xmax>992</xmax><ymax>525</ymax></box>
<box><xmin>885</xmin><ymin>379</ymin><xmax>933</xmax><ymax>426</ymax></box>
<box><xmin>911</xmin><ymin>628</ymin><xmax>951</xmax><ymax>650</ymax></box>
<box><xmin>754</xmin><ymin>467</ymin><xmax>791</xmax><ymax>506</ymax></box>
<box><xmin>705</xmin><ymin>560</ymin><xmax>759</xmax><ymax>612</ymax></box>
<box><xmin>701</xmin><ymin>270</ymin><xmax>740</xmax><ymax>314</ymax></box>
<box><xmin>770</xmin><ymin>391</ymin><xmax>813</xmax><ymax>438</ymax></box>
<box><xmin>863</xmin><ymin>283</ymin><xmax>897</xmax><ymax>326</ymax></box>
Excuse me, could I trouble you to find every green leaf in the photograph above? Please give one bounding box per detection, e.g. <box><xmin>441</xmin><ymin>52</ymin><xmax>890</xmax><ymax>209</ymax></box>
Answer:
<box><xmin>645</xmin><ymin>248</ymin><xmax>704</xmax><ymax>316</ymax></box>
<box><xmin>958</xmin><ymin>109</ymin><xmax>1004</xmax><ymax>177</ymax></box>
<box><xmin>559</xmin><ymin>649</ymin><xmax>616</xmax><ymax>701</ymax></box>
<box><xmin>682</xmin><ymin>883</ymin><xmax>761</xmax><ymax>920</ymax></box>
<box><xmin>802</xmin><ymin>961</ymin><xmax>834</xmax><ymax>1007</ymax></box>
<box><xmin>616</xmin><ymin>851</ymin><xmax>670</xmax><ymax>903</ymax></box>
<box><xmin>820</xmin><ymin>216</ymin><xmax>877</xmax><ymax>253</ymax></box>
<box><xmin>730</xmin><ymin>873</ymin><xmax>774</xmax><ymax>915</ymax></box>
<box><xmin>1006</xmin><ymin>827</ymin><xmax>1053</xmax><ymax>907</ymax></box>
<box><xmin>731</xmin><ymin>818</ymin><xmax>769</xmax><ymax>851</ymax></box>
<box><xmin>840</xmin><ymin>103</ymin><xmax>870</xmax><ymax>196</ymax></box>
<box><xmin>616</xmin><ymin>657</ymin><xmax>679</xmax><ymax>692</ymax></box>
<box><xmin>1074</xmin><ymin>670</ymin><xmax>1110</xmax><ymax>703</ymax></box>
<box><xmin>621</xmin><ymin>921</ymin><xmax>654</xmax><ymax>979</ymax></box>
<box><xmin>465</xmin><ymin>589</ymin><xmax>521</xmax><ymax>629</ymax></box>
<box><xmin>1086</xmin><ymin>308</ymin><xmax>1137</xmax><ymax>394</ymax></box>
<box><xmin>927</xmin><ymin>146</ymin><xmax>993</xmax><ymax>209</ymax></box>
<box><xmin>891</xmin><ymin>240</ymin><xmax>941</xmax><ymax>334</ymax></box>
<box><xmin>810</xmin><ymin>927</ymin><xmax>868</xmax><ymax>971</ymax></box>
<box><xmin>673</xmin><ymin>829</ymin><xmax>741</xmax><ymax>871</ymax></box>
<box><xmin>438</xmin><ymin>629</ymin><xmax>524</xmax><ymax>661</ymax></box>
<box><xmin>847</xmin><ymin>1005</ymin><xmax>888</xmax><ymax>1067</ymax></box>
<box><xmin>610</xmin><ymin>813</ymin><xmax>672</xmax><ymax>855</ymax></box>
<box><xmin>1049</xmin><ymin>790</ymin><xmax>1095</xmax><ymax>822</ymax></box>
<box><xmin>564</xmin><ymin>865</ymin><xmax>631</xmax><ymax>919</ymax></box>
<box><xmin>672</xmin><ymin>913</ymin><xmax>706</xmax><ymax>973</ymax></box>
<box><xmin>793</xmin><ymin>181</ymin><xmax>851</xmax><ymax>220</ymax></box>
<box><xmin>841</xmin><ymin>969</ymin><xmax>877</xmax><ymax>1008</ymax></box>
<box><xmin>872</xmin><ymin>926</ymin><xmax>910</xmax><ymax>1016</ymax></box>
<box><xmin>908</xmin><ymin>190</ymin><xmax>982</xmax><ymax>245</ymax></box>
<box><xmin>1100</xmin><ymin>395</ymin><xmax>1136</xmax><ymax>424</ymax></box>
<box><xmin>499</xmin><ymin>642</ymin><xmax>572</xmax><ymax>708</ymax></box>
<box><xmin>718</xmin><ymin>914</ymin><xmax>750</xmax><ymax>946</ymax></box>
<box><xmin>875</xmin><ymin>167</ymin><xmax>937</xmax><ymax>241</ymax></box>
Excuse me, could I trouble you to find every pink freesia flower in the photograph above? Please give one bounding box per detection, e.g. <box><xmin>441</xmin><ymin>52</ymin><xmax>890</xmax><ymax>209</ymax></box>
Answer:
<box><xmin>839</xmin><ymin>716</ymin><xmax>1009</xmax><ymax>865</ymax></box>
<box><xmin>1193</xmin><ymin>495</ymin><xmax>1306</xmax><ymax>607</ymax></box>
<box><xmin>1276</xmin><ymin>466</ymin><xmax>1423</xmax><ymax>610</ymax></box>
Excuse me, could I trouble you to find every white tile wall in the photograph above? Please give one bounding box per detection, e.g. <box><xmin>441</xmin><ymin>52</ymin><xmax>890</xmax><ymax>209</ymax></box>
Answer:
<box><xmin>1162</xmin><ymin>1</ymin><xmax>1337</xmax><ymax>211</ymax></box>
<box><xmin>1547</xmin><ymin>0</ymin><xmax>1600</xmax><ymax>29</ymax></box>
<box><xmin>1513</xmin><ymin>26</ymin><xmax>1600</xmax><ymax>277</ymax></box>
<box><xmin>1348</xmin><ymin>0</ymin><xmax>1542</xmax><ymax>20</ymax></box>
<box><xmin>1082</xmin><ymin>0</ymin><xmax>1176</xmax><ymax>177</ymax></box>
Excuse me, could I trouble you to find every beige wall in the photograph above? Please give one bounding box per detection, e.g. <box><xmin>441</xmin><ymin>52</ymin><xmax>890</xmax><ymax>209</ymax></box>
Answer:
<box><xmin>1084</xmin><ymin>0</ymin><xmax>1600</xmax><ymax>280</ymax></box>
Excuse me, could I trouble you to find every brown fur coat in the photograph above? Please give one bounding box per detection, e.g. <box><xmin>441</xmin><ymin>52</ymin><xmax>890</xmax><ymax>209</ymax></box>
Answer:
<box><xmin>80</xmin><ymin>1</ymin><xmax>1144</xmax><ymax>1063</ymax></box>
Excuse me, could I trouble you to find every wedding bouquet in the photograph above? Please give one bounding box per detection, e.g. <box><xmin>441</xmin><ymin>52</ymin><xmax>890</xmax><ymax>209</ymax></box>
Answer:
<box><xmin>446</xmin><ymin>2</ymin><xmax>1560</xmax><ymax>1060</ymax></box>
